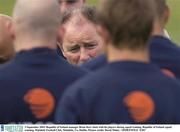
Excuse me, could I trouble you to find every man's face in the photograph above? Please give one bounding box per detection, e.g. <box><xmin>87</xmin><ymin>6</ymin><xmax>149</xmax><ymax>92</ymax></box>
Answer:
<box><xmin>61</xmin><ymin>17</ymin><xmax>104</xmax><ymax>66</ymax></box>
<box><xmin>58</xmin><ymin>0</ymin><xmax>85</xmax><ymax>13</ymax></box>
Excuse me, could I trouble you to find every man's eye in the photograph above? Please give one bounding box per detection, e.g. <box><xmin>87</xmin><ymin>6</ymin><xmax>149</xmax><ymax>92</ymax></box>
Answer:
<box><xmin>58</xmin><ymin>0</ymin><xmax>76</xmax><ymax>4</ymax></box>
<box><xmin>85</xmin><ymin>43</ymin><xmax>97</xmax><ymax>49</ymax></box>
<box><xmin>68</xmin><ymin>46</ymin><xmax>80</xmax><ymax>53</ymax></box>
<box><xmin>66</xmin><ymin>0</ymin><xmax>77</xmax><ymax>4</ymax></box>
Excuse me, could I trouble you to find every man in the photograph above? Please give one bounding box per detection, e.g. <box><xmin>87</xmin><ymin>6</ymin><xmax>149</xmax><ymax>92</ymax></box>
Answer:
<box><xmin>57</xmin><ymin>0</ymin><xmax>85</xmax><ymax>58</ymax></box>
<box><xmin>0</xmin><ymin>14</ymin><xmax>15</xmax><ymax>64</ymax></box>
<box><xmin>59</xmin><ymin>6</ymin><xmax>104</xmax><ymax>66</ymax></box>
<box><xmin>0</xmin><ymin>0</ymin><xmax>86</xmax><ymax>123</ymax></box>
<box><xmin>82</xmin><ymin>0</ymin><xmax>179</xmax><ymax>78</ymax></box>
<box><xmin>55</xmin><ymin>0</ymin><xmax>180</xmax><ymax>123</ymax></box>
<box><xmin>58</xmin><ymin>0</ymin><xmax>85</xmax><ymax>13</ymax></box>
<box><xmin>149</xmin><ymin>0</ymin><xmax>180</xmax><ymax>78</ymax></box>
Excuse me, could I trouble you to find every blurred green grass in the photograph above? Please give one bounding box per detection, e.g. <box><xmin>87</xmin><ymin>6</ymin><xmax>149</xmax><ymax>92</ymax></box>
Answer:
<box><xmin>0</xmin><ymin>0</ymin><xmax>179</xmax><ymax>44</ymax></box>
<box><xmin>166</xmin><ymin>0</ymin><xmax>180</xmax><ymax>45</ymax></box>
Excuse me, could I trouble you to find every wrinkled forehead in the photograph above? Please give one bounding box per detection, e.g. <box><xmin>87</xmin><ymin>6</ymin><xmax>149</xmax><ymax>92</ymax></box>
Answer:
<box><xmin>63</xmin><ymin>24</ymin><xmax>99</xmax><ymax>45</ymax></box>
<box><xmin>64</xmin><ymin>13</ymin><xmax>96</xmax><ymax>28</ymax></box>
<box><xmin>65</xmin><ymin>16</ymin><xmax>97</xmax><ymax>35</ymax></box>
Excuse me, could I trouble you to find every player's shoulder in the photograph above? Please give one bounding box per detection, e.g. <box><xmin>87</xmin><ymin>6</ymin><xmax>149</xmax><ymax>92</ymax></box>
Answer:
<box><xmin>159</xmin><ymin>73</ymin><xmax>180</xmax><ymax>89</ymax></box>
<box><xmin>64</xmin><ymin>65</ymin><xmax>114</xmax><ymax>97</ymax></box>
<box><xmin>57</xmin><ymin>58</ymin><xmax>88</xmax><ymax>76</ymax></box>
<box><xmin>0</xmin><ymin>60</ymin><xmax>17</xmax><ymax>79</ymax></box>
<box><xmin>81</xmin><ymin>54</ymin><xmax>107</xmax><ymax>71</ymax></box>
<box><xmin>150</xmin><ymin>36</ymin><xmax>180</xmax><ymax>51</ymax></box>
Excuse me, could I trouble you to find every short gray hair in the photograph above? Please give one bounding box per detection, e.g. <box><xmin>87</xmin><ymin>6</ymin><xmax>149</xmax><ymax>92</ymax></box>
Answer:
<box><xmin>61</xmin><ymin>5</ymin><xmax>97</xmax><ymax>25</ymax></box>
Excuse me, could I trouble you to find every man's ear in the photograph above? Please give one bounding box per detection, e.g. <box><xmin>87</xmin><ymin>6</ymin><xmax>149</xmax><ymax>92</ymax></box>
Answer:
<box><xmin>96</xmin><ymin>25</ymin><xmax>111</xmax><ymax>46</ymax></box>
<box><xmin>7</xmin><ymin>20</ymin><xmax>15</xmax><ymax>40</ymax></box>
<box><xmin>57</xmin><ymin>26</ymin><xmax>65</xmax><ymax>44</ymax></box>
<box><xmin>57</xmin><ymin>40</ymin><xmax>67</xmax><ymax>58</ymax></box>
<box><xmin>57</xmin><ymin>42</ymin><xmax>66</xmax><ymax>58</ymax></box>
<box><xmin>57</xmin><ymin>26</ymin><xmax>67</xmax><ymax>57</ymax></box>
<box><xmin>163</xmin><ymin>5</ymin><xmax>170</xmax><ymax>25</ymax></box>
<box><xmin>60</xmin><ymin>44</ymin><xmax>67</xmax><ymax>59</ymax></box>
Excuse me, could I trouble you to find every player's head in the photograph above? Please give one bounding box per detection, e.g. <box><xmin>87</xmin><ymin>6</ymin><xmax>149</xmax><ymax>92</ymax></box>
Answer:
<box><xmin>58</xmin><ymin>0</ymin><xmax>85</xmax><ymax>13</ymax></box>
<box><xmin>97</xmin><ymin>0</ymin><xmax>155</xmax><ymax>50</ymax></box>
<box><xmin>59</xmin><ymin>6</ymin><xmax>104</xmax><ymax>66</ymax></box>
<box><xmin>0</xmin><ymin>14</ymin><xmax>15</xmax><ymax>63</ymax></box>
<box><xmin>12</xmin><ymin>0</ymin><xmax>61</xmax><ymax>51</ymax></box>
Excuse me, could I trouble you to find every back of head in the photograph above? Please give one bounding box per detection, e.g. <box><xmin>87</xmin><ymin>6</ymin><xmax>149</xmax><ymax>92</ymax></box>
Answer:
<box><xmin>97</xmin><ymin>0</ymin><xmax>156</xmax><ymax>50</ymax></box>
<box><xmin>13</xmin><ymin>0</ymin><xmax>61</xmax><ymax>39</ymax></box>
<box><xmin>0</xmin><ymin>14</ymin><xmax>15</xmax><ymax>63</ymax></box>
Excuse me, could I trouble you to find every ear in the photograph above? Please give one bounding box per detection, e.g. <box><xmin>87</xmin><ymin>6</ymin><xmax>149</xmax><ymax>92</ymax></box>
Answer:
<box><xmin>57</xmin><ymin>26</ymin><xmax>67</xmax><ymax>57</ymax></box>
<box><xmin>163</xmin><ymin>5</ymin><xmax>170</xmax><ymax>25</ymax></box>
<box><xmin>96</xmin><ymin>25</ymin><xmax>111</xmax><ymax>45</ymax></box>
<box><xmin>56</xmin><ymin>42</ymin><xmax>66</xmax><ymax>57</ymax></box>
<box><xmin>5</xmin><ymin>20</ymin><xmax>11</xmax><ymax>33</ymax></box>
<box><xmin>60</xmin><ymin>44</ymin><xmax>67</xmax><ymax>58</ymax></box>
<box><xmin>7</xmin><ymin>20</ymin><xmax>15</xmax><ymax>40</ymax></box>
<box><xmin>57</xmin><ymin>40</ymin><xmax>67</xmax><ymax>58</ymax></box>
<box><xmin>57</xmin><ymin>26</ymin><xmax>65</xmax><ymax>43</ymax></box>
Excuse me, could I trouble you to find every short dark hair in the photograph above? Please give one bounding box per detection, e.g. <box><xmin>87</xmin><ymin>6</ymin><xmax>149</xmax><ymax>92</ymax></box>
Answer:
<box><xmin>61</xmin><ymin>5</ymin><xmax>98</xmax><ymax>25</ymax></box>
<box><xmin>97</xmin><ymin>0</ymin><xmax>156</xmax><ymax>50</ymax></box>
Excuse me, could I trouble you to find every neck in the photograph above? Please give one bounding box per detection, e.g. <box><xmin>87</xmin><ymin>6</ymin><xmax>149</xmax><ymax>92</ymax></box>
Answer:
<box><xmin>152</xmin><ymin>20</ymin><xmax>166</xmax><ymax>37</ymax></box>
<box><xmin>107</xmin><ymin>44</ymin><xmax>149</xmax><ymax>63</ymax></box>
<box><xmin>14</xmin><ymin>37</ymin><xmax>57</xmax><ymax>52</ymax></box>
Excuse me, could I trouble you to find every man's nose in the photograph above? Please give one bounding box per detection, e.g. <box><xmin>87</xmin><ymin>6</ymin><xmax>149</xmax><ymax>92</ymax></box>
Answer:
<box><xmin>80</xmin><ymin>51</ymin><xmax>90</xmax><ymax>61</ymax></box>
<box><xmin>78</xmin><ymin>49</ymin><xmax>91</xmax><ymax>65</ymax></box>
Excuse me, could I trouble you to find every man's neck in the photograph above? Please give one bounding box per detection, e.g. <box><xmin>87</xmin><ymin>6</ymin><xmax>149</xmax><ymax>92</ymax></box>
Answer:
<box><xmin>107</xmin><ymin>44</ymin><xmax>149</xmax><ymax>63</ymax></box>
<box><xmin>152</xmin><ymin>20</ymin><xmax>166</xmax><ymax>37</ymax></box>
<box><xmin>14</xmin><ymin>37</ymin><xmax>57</xmax><ymax>52</ymax></box>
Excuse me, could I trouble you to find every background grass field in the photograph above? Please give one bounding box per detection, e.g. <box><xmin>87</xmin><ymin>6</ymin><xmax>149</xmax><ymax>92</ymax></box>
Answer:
<box><xmin>0</xmin><ymin>0</ymin><xmax>179</xmax><ymax>44</ymax></box>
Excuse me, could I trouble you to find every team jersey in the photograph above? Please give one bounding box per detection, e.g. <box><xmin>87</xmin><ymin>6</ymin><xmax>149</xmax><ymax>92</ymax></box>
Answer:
<box><xmin>56</xmin><ymin>61</ymin><xmax>180</xmax><ymax>124</ymax></box>
<box><xmin>82</xmin><ymin>36</ymin><xmax>180</xmax><ymax>79</ymax></box>
<box><xmin>81</xmin><ymin>54</ymin><xmax>107</xmax><ymax>71</ymax></box>
<box><xmin>0</xmin><ymin>48</ymin><xmax>87</xmax><ymax>123</ymax></box>
<box><xmin>150</xmin><ymin>36</ymin><xmax>180</xmax><ymax>78</ymax></box>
